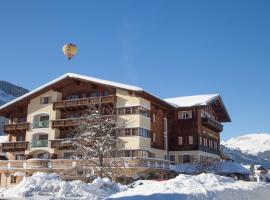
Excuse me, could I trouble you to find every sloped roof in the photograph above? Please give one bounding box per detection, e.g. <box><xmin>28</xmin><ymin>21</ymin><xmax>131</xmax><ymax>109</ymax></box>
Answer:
<box><xmin>0</xmin><ymin>73</ymin><xmax>143</xmax><ymax>111</ymax></box>
<box><xmin>164</xmin><ymin>94</ymin><xmax>219</xmax><ymax>108</ymax></box>
<box><xmin>0</xmin><ymin>73</ymin><xmax>231</xmax><ymax>122</ymax></box>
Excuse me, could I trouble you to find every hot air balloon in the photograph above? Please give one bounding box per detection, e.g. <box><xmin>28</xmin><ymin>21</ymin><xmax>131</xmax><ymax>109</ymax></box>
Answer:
<box><xmin>62</xmin><ymin>43</ymin><xmax>77</xmax><ymax>60</ymax></box>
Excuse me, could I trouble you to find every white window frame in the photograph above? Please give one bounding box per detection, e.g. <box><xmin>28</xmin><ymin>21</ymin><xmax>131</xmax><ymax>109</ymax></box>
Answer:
<box><xmin>178</xmin><ymin>136</ymin><xmax>183</xmax><ymax>145</ymax></box>
<box><xmin>188</xmin><ymin>136</ymin><xmax>193</xmax><ymax>145</ymax></box>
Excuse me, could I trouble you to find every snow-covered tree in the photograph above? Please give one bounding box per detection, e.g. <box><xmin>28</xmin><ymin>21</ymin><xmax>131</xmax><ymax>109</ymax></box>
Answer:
<box><xmin>69</xmin><ymin>104</ymin><xmax>125</xmax><ymax>178</ymax></box>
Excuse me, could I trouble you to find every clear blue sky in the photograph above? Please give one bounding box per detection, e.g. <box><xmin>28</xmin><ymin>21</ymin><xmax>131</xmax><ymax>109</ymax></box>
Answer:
<box><xmin>0</xmin><ymin>0</ymin><xmax>269</xmax><ymax>140</ymax></box>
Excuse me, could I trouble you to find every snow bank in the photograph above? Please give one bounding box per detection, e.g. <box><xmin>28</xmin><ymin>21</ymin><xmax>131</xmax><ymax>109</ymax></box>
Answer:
<box><xmin>1</xmin><ymin>172</ymin><xmax>125</xmax><ymax>199</ymax></box>
<box><xmin>109</xmin><ymin>173</ymin><xmax>270</xmax><ymax>200</ymax></box>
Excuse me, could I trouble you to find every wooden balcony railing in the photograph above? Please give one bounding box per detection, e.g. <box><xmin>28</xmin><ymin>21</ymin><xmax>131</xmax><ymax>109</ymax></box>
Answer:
<box><xmin>53</xmin><ymin>95</ymin><xmax>116</xmax><ymax>110</ymax></box>
<box><xmin>201</xmin><ymin>115</ymin><xmax>223</xmax><ymax>132</ymax></box>
<box><xmin>51</xmin><ymin>118</ymin><xmax>81</xmax><ymax>129</ymax></box>
<box><xmin>4</xmin><ymin>122</ymin><xmax>30</xmax><ymax>133</ymax></box>
<box><xmin>51</xmin><ymin>115</ymin><xmax>115</xmax><ymax>129</ymax></box>
<box><xmin>51</xmin><ymin>138</ymin><xmax>77</xmax><ymax>149</ymax></box>
<box><xmin>2</xmin><ymin>141</ymin><xmax>28</xmax><ymax>152</ymax></box>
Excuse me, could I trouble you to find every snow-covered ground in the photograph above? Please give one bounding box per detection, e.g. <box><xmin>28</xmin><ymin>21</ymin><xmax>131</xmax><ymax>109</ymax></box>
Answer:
<box><xmin>1</xmin><ymin>172</ymin><xmax>269</xmax><ymax>200</ymax></box>
<box><xmin>0</xmin><ymin>172</ymin><xmax>125</xmax><ymax>200</ymax></box>
<box><xmin>109</xmin><ymin>173</ymin><xmax>270</xmax><ymax>200</ymax></box>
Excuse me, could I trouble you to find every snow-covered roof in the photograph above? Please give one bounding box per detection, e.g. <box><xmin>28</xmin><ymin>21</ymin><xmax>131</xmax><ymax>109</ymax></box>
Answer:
<box><xmin>164</xmin><ymin>94</ymin><xmax>220</xmax><ymax>108</ymax></box>
<box><xmin>0</xmin><ymin>73</ymin><xmax>143</xmax><ymax>111</ymax></box>
<box><xmin>172</xmin><ymin>162</ymin><xmax>250</xmax><ymax>175</ymax></box>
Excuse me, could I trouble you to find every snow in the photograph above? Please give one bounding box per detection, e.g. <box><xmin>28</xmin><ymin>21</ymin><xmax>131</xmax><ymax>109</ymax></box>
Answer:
<box><xmin>109</xmin><ymin>173</ymin><xmax>270</xmax><ymax>200</ymax></box>
<box><xmin>1</xmin><ymin>172</ymin><xmax>125</xmax><ymax>199</ymax></box>
<box><xmin>1</xmin><ymin>172</ymin><xmax>269</xmax><ymax>200</ymax></box>
<box><xmin>0</xmin><ymin>73</ymin><xmax>143</xmax><ymax>111</ymax></box>
<box><xmin>222</xmin><ymin>133</ymin><xmax>270</xmax><ymax>156</ymax></box>
<box><xmin>172</xmin><ymin>162</ymin><xmax>250</xmax><ymax>175</ymax></box>
<box><xmin>164</xmin><ymin>94</ymin><xmax>219</xmax><ymax>107</ymax></box>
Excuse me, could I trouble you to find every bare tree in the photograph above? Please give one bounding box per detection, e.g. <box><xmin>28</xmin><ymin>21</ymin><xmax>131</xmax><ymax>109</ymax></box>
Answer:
<box><xmin>67</xmin><ymin>104</ymin><xmax>125</xmax><ymax>178</ymax></box>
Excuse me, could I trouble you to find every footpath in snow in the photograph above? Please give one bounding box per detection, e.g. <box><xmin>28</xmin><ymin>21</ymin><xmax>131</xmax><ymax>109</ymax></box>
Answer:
<box><xmin>1</xmin><ymin>172</ymin><xmax>270</xmax><ymax>200</ymax></box>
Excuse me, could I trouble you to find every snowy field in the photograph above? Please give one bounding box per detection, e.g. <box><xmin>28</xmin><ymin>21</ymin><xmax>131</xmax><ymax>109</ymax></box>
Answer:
<box><xmin>0</xmin><ymin>172</ymin><xmax>270</xmax><ymax>200</ymax></box>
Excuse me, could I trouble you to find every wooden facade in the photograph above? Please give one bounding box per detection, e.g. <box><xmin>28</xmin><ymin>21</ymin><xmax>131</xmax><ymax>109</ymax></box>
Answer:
<box><xmin>0</xmin><ymin>74</ymin><xmax>230</xmax><ymax>164</ymax></box>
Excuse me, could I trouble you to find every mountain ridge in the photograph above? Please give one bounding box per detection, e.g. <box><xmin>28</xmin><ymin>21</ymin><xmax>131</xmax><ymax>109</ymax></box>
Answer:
<box><xmin>221</xmin><ymin>133</ymin><xmax>270</xmax><ymax>169</ymax></box>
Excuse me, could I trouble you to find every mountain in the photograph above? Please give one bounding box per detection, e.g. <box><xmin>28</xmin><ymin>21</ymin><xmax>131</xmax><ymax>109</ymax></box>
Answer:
<box><xmin>0</xmin><ymin>81</ymin><xmax>29</xmax><ymax>105</ymax></box>
<box><xmin>221</xmin><ymin>133</ymin><xmax>270</xmax><ymax>169</ymax></box>
<box><xmin>0</xmin><ymin>81</ymin><xmax>29</xmax><ymax>135</ymax></box>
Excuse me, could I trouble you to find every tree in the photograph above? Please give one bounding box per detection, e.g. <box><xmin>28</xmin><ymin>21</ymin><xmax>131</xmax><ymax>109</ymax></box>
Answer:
<box><xmin>67</xmin><ymin>104</ymin><xmax>125</xmax><ymax>178</ymax></box>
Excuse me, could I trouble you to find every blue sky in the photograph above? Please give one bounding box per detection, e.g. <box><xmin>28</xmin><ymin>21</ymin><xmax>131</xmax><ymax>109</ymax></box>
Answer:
<box><xmin>0</xmin><ymin>0</ymin><xmax>269</xmax><ymax>140</ymax></box>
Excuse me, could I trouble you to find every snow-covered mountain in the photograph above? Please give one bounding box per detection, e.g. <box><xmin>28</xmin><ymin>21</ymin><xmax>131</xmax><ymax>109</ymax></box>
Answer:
<box><xmin>0</xmin><ymin>80</ymin><xmax>28</xmax><ymax>105</ymax></box>
<box><xmin>221</xmin><ymin>133</ymin><xmax>270</xmax><ymax>169</ymax></box>
<box><xmin>0</xmin><ymin>81</ymin><xmax>28</xmax><ymax>135</ymax></box>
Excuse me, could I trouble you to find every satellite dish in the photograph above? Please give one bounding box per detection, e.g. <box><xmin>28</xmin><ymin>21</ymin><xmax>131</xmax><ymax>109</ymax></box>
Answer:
<box><xmin>62</xmin><ymin>43</ymin><xmax>77</xmax><ymax>60</ymax></box>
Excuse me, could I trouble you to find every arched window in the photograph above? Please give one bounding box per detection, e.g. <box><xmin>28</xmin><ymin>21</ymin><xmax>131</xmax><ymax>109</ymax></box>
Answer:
<box><xmin>33</xmin><ymin>114</ymin><xmax>49</xmax><ymax>129</ymax></box>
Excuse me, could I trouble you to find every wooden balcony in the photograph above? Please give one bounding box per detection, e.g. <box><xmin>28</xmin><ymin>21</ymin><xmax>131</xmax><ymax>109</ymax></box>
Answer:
<box><xmin>51</xmin><ymin>139</ymin><xmax>77</xmax><ymax>150</ymax></box>
<box><xmin>201</xmin><ymin>116</ymin><xmax>223</xmax><ymax>132</ymax></box>
<box><xmin>2</xmin><ymin>141</ymin><xmax>28</xmax><ymax>152</ymax></box>
<box><xmin>53</xmin><ymin>95</ymin><xmax>116</xmax><ymax>110</ymax></box>
<box><xmin>52</xmin><ymin>115</ymin><xmax>115</xmax><ymax>129</ymax></box>
<box><xmin>51</xmin><ymin>118</ymin><xmax>81</xmax><ymax>129</ymax></box>
<box><xmin>4</xmin><ymin>122</ymin><xmax>30</xmax><ymax>133</ymax></box>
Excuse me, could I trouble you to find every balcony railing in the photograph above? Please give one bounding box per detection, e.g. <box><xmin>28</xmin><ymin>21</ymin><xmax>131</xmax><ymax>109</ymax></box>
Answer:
<box><xmin>4</xmin><ymin>122</ymin><xmax>30</xmax><ymax>132</ymax></box>
<box><xmin>51</xmin><ymin>138</ymin><xmax>77</xmax><ymax>149</ymax></box>
<box><xmin>32</xmin><ymin>120</ymin><xmax>49</xmax><ymax>129</ymax></box>
<box><xmin>2</xmin><ymin>141</ymin><xmax>28</xmax><ymax>152</ymax></box>
<box><xmin>51</xmin><ymin>115</ymin><xmax>115</xmax><ymax>129</ymax></box>
<box><xmin>201</xmin><ymin>112</ymin><xmax>223</xmax><ymax>132</ymax></box>
<box><xmin>53</xmin><ymin>95</ymin><xmax>116</xmax><ymax>110</ymax></box>
<box><xmin>31</xmin><ymin>140</ymin><xmax>48</xmax><ymax>148</ymax></box>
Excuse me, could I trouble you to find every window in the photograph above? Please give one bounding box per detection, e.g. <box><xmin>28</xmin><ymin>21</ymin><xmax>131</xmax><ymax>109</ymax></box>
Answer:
<box><xmin>67</xmin><ymin>95</ymin><xmax>79</xmax><ymax>100</ymax></box>
<box><xmin>203</xmin><ymin>138</ymin><xmax>208</xmax><ymax>146</ymax></box>
<box><xmin>40</xmin><ymin>96</ymin><xmax>50</xmax><ymax>104</ymax></box>
<box><xmin>164</xmin><ymin>135</ymin><xmax>167</xmax><ymax>150</ymax></box>
<box><xmin>15</xmin><ymin>154</ymin><xmax>25</xmax><ymax>160</ymax></box>
<box><xmin>125</xmin><ymin>128</ymin><xmax>131</xmax><ymax>136</ymax></box>
<box><xmin>117</xmin><ymin>108</ymin><xmax>125</xmax><ymax>115</ymax></box>
<box><xmin>200</xmin><ymin>136</ymin><xmax>202</xmax><ymax>145</ymax></box>
<box><xmin>33</xmin><ymin>114</ymin><xmax>49</xmax><ymax>129</ymax></box>
<box><xmin>188</xmin><ymin>136</ymin><xmax>193</xmax><ymax>145</ymax></box>
<box><xmin>125</xmin><ymin>107</ymin><xmax>131</xmax><ymax>115</ymax></box>
<box><xmin>123</xmin><ymin>150</ymin><xmax>131</xmax><ymax>157</ymax></box>
<box><xmin>169</xmin><ymin>155</ymin><xmax>176</xmax><ymax>162</ymax></box>
<box><xmin>178</xmin><ymin>136</ymin><xmax>183</xmax><ymax>145</ymax></box>
<box><xmin>64</xmin><ymin>152</ymin><xmax>74</xmax><ymax>159</ymax></box>
<box><xmin>178</xmin><ymin>110</ymin><xmax>192</xmax><ymax>119</ymax></box>
<box><xmin>16</xmin><ymin>135</ymin><xmax>24</xmax><ymax>142</ymax></box>
<box><xmin>183</xmin><ymin>155</ymin><xmax>191</xmax><ymax>163</ymax></box>
<box><xmin>153</xmin><ymin>133</ymin><xmax>156</xmax><ymax>143</ymax></box>
<box><xmin>103</xmin><ymin>90</ymin><xmax>109</xmax><ymax>96</ymax></box>
<box><xmin>178</xmin><ymin>155</ymin><xmax>183</xmax><ymax>163</ymax></box>
<box><xmin>90</xmin><ymin>91</ymin><xmax>100</xmax><ymax>97</ymax></box>
<box><xmin>10</xmin><ymin>175</ymin><xmax>16</xmax><ymax>184</ymax></box>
